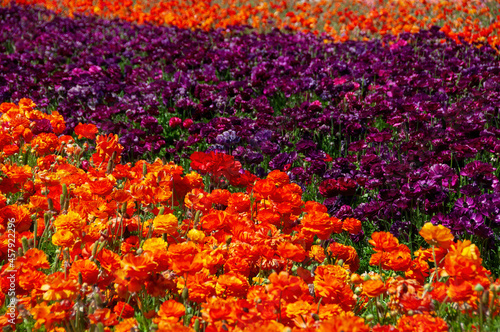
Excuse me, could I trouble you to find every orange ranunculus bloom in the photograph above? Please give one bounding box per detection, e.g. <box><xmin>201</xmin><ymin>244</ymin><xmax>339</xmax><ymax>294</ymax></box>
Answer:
<box><xmin>31</xmin><ymin>132</ymin><xmax>60</xmax><ymax>156</ymax></box>
<box><xmin>216</xmin><ymin>272</ymin><xmax>250</xmax><ymax>298</ymax></box>
<box><xmin>74</xmin><ymin>123</ymin><xmax>98</xmax><ymax>140</ymax></box>
<box><xmin>158</xmin><ymin>299</ymin><xmax>185</xmax><ymax>319</ymax></box>
<box><xmin>69</xmin><ymin>259</ymin><xmax>99</xmax><ymax>284</ymax></box>
<box><xmin>30</xmin><ymin>302</ymin><xmax>66</xmax><ymax>331</ymax></box>
<box><xmin>115</xmin><ymin>318</ymin><xmax>139</xmax><ymax>332</ymax></box>
<box><xmin>300</xmin><ymin>211</ymin><xmax>342</xmax><ymax>241</ymax></box>
<box><xmin>369</xmin><ymin>231</ymin><xmax>400</xmax><ymax>252</ymax></box>
<box><xmin>267</xmin><ymin>271</ymin><xmax>310</xmax><ymax>303</ymax></box>
<box><xmin>153</xmin><ymin>213</ymin><xmax>178</xmax><ymax>235</ymax></box>
<box><xmin>309</xmin><ymin>245</ymin><xmax>326</xmax><ymax>263</ymax></box>
<box><xmin>277</xmin><ymin>241</ymin><xmax>306</xmax><ymax>262</ymax></box>
<box><xmin>169</xmin><ymin>242</ymin><xmax>203</xmax><ymax>274</ymax></box>
<box><xmin>120</xmin><ymin>252</ymin><xmax>158</xmax><ymax>279</ymax></box>
<box><xmin>314</xmin><ymin>273</ymin><xmax>355</xmax><ymax>311</ymax></box>
<box><xmin>177</xmin><ymin>270</ymin><xmax>216</xmax><ymax>303</ymax></box>
<box><xmin>41</xmin><ymin>272</ymin><xmax>79</xmax><ymax>301</ymax></box>
<box><xmin>327</xmin><ymin>242</ymin><xmax>360</xmax><ymax>272</ymax></box>
<box><xmin>53</xmin><ymin>210</ymin><xmax>85</xmax><ymax>232</ymax></box>
<box><xmin>397</xmin><ymin>313</ymin><xmax>448</xmax><ymax>332</ymax></box>
<box><xmin>52</xmin><ymin>229</ymin><xmax>76</xmax><ymax>247</ymax></box>
<box><xmin>88</xmin><ymin>308</ymin><xmax>118</xmax><ymax>326</ymax></box>
<box><xmin>113</xmin><ymin>302</ymin><xmax>135</xmax><ymax>319</ymax></box>
<box><xmin>201</xmin><ymin>297</ymin><xmax>234</xmax><ymax>324</ymax></box>
<box><xmin>285</xmin><ymin>299</ymin><xmax>313</xmax><ymax>321</ymax></box>
<box><xmin>266</xmin><ymin>170</ymin><xmax>290</xmax><ymax>187</ymax></box>
<box><xmin>318</xmin><ymin>315</ymin><xmax>369</xmax><ymax>332</ymax></box>
<box><xmin>17</xmin><ymin>248</ymin><xmax>50</xmax><ymax>270</ymax></box>
<box><xmin>89</xmin><ymin>176</ymin><xmax>116</xmax><ymax>196</ymax></box>
<box><xmin>342</xmin><ymin>217</ymin><xmax>362</xmax><ymax>235</ymax></box>
<box><xmin>419</xmin><ymin>222</ymin><xmax>454</xmax><ymax>249</ymax></box>
<box><xmin>253</xmin><ymin>178</ymin><xmax>276</xmax><ymax>199</ymax></box>
<box><xmin>362</xmin><ymin>279</ymin><xmax>386</xmax><ymax>298</ymax></box>
<box><xmin>95</xmin><ymin>133</ymin><xmax>123</xmax><ymax>162</ymax></box>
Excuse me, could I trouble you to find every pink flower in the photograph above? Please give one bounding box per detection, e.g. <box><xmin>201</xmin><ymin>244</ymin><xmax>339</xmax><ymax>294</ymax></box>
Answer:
<box><xmin>169</xmin><ymin>117</ymin><xmax>182</xmax><ymax>128</ymax></box>
<box><xmin>183</xmin><ymin>119</ymin><xmax>194</xmax><ymax>129</ymax></box>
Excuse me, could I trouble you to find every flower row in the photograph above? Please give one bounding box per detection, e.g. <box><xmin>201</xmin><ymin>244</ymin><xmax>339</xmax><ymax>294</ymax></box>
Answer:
<box><xmin>1</xmin><ymin>99</ymin><xmax>499</xmax><ymax>331</ymax></box>
<box><xmin>2</xmin><ymin>6</ymin><xmax>500</xmax><ymax>271</ymax></box>
<box><xmin>5</xmin><ymin>0</ymin><xmax>500</xmax><ymax>48</ymax></box>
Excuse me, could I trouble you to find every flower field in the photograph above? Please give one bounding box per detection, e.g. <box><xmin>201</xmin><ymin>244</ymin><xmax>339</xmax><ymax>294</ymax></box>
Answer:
<box><xmin>1</xmin><ymin>1</ymin><xmax>500</xmax><ymax>331</ymax></box>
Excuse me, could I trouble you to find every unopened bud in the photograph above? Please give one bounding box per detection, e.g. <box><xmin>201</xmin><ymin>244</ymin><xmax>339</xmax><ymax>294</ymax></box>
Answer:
<box><xmin>475</xmin><ymin>284</ymin><xmax>485</xmax><ymax>292</ymax></box>
<box><xmin>21</xmin><ymin>236</ymin><xmax>29</xmax><ymax>253</ymax></box>
<box><xmin>182</xmin><ymin>287</ymin><xmax>189</xmax><ymax>302</ymax></box>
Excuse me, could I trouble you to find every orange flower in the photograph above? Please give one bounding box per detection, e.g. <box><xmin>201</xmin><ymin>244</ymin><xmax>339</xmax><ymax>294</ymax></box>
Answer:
<box><xmin>362</xmin><ymin>279</ymin><xmax>386</xmax><ymax>298</ymax></box>
<box><xmin>113</xmin><ymin>302</ymin><xmax>135</xmax><ymax>319</ymax></box>
<box><xmin>41</xmin><ymin>272</ymin><xmax>79</xmax><ymax>301</ymax></box>
<box><xmin>95</xmin><ymin>133</ymin><xmax>123</xmax><ymax>162</ymax></box>
<box><xmin>397</xmin><ymin>313</ymin><xmax>448</xmax><ymax>332</ymax></box>
<box><xmin>300</xmin><ymin>211</ymin><xmax>342</xmax><ymax>240</ymax></box>
<box><xmin>31</xmin><ymin>132</ymin><xmax>60</xmax><ymax>156</ymax></box>
<box><xmin>53</xmin><ymin>210</ymin><xmax>85</xmax><ymax>232</ymax></box>
<box><xmin>115</xmin><ymin>318</ymin><xmax>139</xmax><ymax>332</ymax></box>
<box><xmin>369</xmin><ymin>232</ymin><xmax>400</xmax><ymax>252</ymax></box>
<box><xmin>52</xmin><ymin>229</ymin><xmax>76</xmax><ymax>247</ymax></box>
<box><xmin>74</xmin><ymin>123</ymin><xmax>98</xmax><ymax>140</ymax></box>
<box><xmin>177</xmin><ymin>270</ymin><xmax>216</xmax><ymax>303</ymax></box>
<box><xmin>277</xmin><ymin>241</ymin><xmax>306</xmax><ymax>262</ymax></box>
<box><xmin>69</xmin><ymin>259</ymin><xmax>99</xmax><ymax>284</ymax></box>
<box><xmin>88</xmin><ymin>308</ymin><xmax>118</xmax><ymax>326</ymax></box>
<box><xmin>215</xmin><ymin>272</ymin><xmax>249</xmax><ymax>298</ymax></box>
<box><xmin>309</xmin><ymin>245</ymin><xmax>326</xmax><ymax>263</ymax></box>
<box><xmin>152</xmin><ymin>213</ymin><xmax>178</xmax><ymax>236</ymax></box>
<box><xmin>158</xmin><ymin>299</ymin><xmax>185</xmax><ymax>319</ymax></box>
<box><xmin>327</xmin><ymin>242</ymin><xmax>360</xmax><ymax>272</ymax></box>
<box><xmin>419</xmin><ymin>222</ymin><xmax>454</xmax><ymax>249</ymax></box>
<box><xmin>121</xmin><ymin>252</ymin><xmax>158</xmax><ymax>278</ymax></box>
<box><xmin>318</xmin><ymin>316</ymin><xmax>369</xmax><ymax>332</ymax></box>
<box><xmin>342</xmin><ymin>218</ymin><xmax>362</xmax><ymax>234</ymax></box>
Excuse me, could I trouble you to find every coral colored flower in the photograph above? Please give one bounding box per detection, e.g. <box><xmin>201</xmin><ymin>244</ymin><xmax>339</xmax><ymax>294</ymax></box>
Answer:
<box><xmin>419</xmin><ymin>222</ymin><xmax>454</xmax><ymax>249</ymax></box>
<box><xmin>74</xmin><ymin>123</ymin><xmax>98</xmax><ymax>140</ymax></box>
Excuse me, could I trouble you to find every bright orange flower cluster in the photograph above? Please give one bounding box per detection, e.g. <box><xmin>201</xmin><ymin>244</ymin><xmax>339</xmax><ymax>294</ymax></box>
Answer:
<box><xmin>0</xmin><ymin>99</ymin><xmax>499</xmax><ymax>331</ymax></box>
<box><xmin>4</xmin><ymin>0</ymin><xmax>500</xmax><ymax>48</ymax></box>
